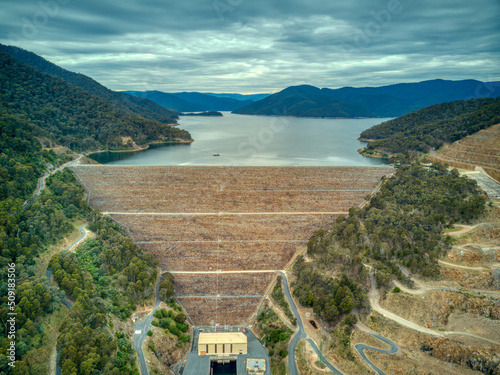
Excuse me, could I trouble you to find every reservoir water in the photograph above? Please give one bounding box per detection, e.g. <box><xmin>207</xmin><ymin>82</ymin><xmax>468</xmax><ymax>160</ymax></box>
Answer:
<box><xmin>90</xmin><ymin>112</ymin><xmax>391</xmax><ymax>166</ymax></box>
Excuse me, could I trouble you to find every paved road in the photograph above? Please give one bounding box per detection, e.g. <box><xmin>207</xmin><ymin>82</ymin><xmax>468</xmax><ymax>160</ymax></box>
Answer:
<box><xmin>24</xmin><ymin>154</ymin><xmax>83</xmax><ymax>209</ymax></box>
<box><xmin>133</xmin><ymin>273</ymin><xmax>161</xmax><ymax>375</ymax></box>
<box><xmin>48</xmin><ymin>222</ymin><xmax>88</xmax><ymax>375</ymax></box>
<box><xmin>354</xmin><ymin>324</ymin><xmax>399</xmax><ymax>375</ymax></box>
<box><xmin>276</xmin><ymin>271</ymin><xmax>343</xmax><ymax>375</ymax></box>
<box><xmin>67</xmin><ymin>224</ymin><xmax>89</xmax><ymax>251</ymax></box>
<box><xmin>462</xmin><ymin>171</ymin><xmax>500</xmax><ymax>199</ymax></box>
<box><xmin>306</xmin><ymin>339</ymin><xmax>343</xmax><ymax>375</ymax></box>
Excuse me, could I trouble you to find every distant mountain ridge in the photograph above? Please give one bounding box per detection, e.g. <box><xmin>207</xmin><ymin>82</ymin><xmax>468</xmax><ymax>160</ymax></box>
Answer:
<box><xmin>232</xmin><ymin>84</ymin><xmax>374</xmax><ymax>118</ymax></box>
<box><xmin>124</xmin><ymin>90</ymin><xmax>268</xmax><ymax>112</ymax></box>
<box><xmin>233</xmin><ymin>80</ymin><xmax>500</xmax><ymax>118</ymax></box>
<box><xmin>0</xmin><ymin>44</ymin><xmax>179</xmax><ymax>125</ymax></box>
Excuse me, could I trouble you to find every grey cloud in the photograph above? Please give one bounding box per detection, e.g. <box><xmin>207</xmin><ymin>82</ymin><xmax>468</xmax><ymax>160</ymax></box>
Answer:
<box><xmin>0</xmin><ymin>0</ymin><xmax>498</xmax><ymax>93</ymax></box>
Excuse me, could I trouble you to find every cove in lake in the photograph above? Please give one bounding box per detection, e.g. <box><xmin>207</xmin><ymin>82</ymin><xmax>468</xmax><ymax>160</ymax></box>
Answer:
<box><xmin>89</xmin><ymin>112</ymin><xmax>391</xmax><ymax>166</ymax></box>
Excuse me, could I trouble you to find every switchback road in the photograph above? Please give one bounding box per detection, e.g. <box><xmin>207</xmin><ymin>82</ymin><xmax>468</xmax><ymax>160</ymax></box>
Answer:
<box><xmin>276</xmin><ymin>271</ymin><xmax>343</xmax><ymax>375</ymax></box>
<box><xmin>354</xmin><ymin>323</ymin><xmax>399</xmax><ymax>375</ymax></box>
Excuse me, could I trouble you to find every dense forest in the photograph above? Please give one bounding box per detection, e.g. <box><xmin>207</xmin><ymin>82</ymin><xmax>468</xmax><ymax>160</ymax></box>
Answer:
<box><xmin>0</xmin><ymin>44</ymin><xmax>179</xmax><ymax>126</ymax></box>
<box><xmin>0</xmin><ymin>53</ymin><xmax>184</xmax><ymax>372</ymax></box>
<box><xmin>307</xmin><ymin>163</ymin><xmax>485</xmax><ymax>278</ymax></box>
<box><xmin>49</xmin><ymin>210</ymin><xmax>161</xmax><ymax>375</ymax></box>
<box><xmin>0</xmin><ymin>112</ymin><xmax>171</xmax><ymax>373</ymax></box>
<box><xmin>0</xmin><ymin>163</ymin><xmax>86</xmax><ymax>373</ymax></box>
<box><xmin>359</xmin><ymin>97</ymin><xmax>500</xmax><ymax>155</ymax></box>
<box><xmin>0</xmin><ymin>51</ymin><xmax>191</xmax><ymax>151</ymax></box>
<box><xmin>0</xmin><ymin>163</ymin><xmax>167</xmax><ymax>374</ymax></box>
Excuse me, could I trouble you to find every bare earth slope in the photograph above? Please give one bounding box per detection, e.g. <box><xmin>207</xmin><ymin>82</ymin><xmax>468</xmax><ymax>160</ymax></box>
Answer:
<box><xmin>429</xmin><ymin>123</ymin><xmax>500</xmax><ymax>181</ymax></box>
<box><xmin>72</xmin><ymin>165</ymin><xmax>392</xmax><ymax>325</ymax></box>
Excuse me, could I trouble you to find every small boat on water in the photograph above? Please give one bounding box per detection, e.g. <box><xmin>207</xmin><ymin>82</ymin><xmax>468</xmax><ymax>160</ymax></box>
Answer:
<box><xmin>213</xmin><ymin>153</ymin><xmax>220</xmax><ymax>156</ymax></box>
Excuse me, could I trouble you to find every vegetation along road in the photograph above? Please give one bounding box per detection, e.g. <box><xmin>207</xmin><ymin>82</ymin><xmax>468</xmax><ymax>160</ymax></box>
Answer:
<box><xmin>277</xmin><ymin>271</ymin><xmax>344</xmax><ymax>375</ymax></box>
<box><xmin>49</xmin><ymin>223</ymin><xmax>89</xmax><ymax>375</ymax></box>
<box><xmin>133</xmin><ymin>272</ymin><xmax>162</xmax><ymax>375</ymax></box>
<box><xmin>24</xmin><ymin>154</ymin><xmax>83</xmax><ymax>209</ymax></box>
<box><xmin>354</xmin><ymin>322</ymin><xmax>399</xmax><ymax>375</ymax></box>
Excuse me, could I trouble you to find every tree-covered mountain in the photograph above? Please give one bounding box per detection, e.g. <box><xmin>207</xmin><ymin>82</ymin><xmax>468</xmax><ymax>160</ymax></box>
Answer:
<box><xmin>0</xmin><ymin>50</ymin><xmax>191</xmax><ymax>150</ymax></box>
<box><xmin>0</xmin><ymin>46</ymin><xmax>189</xmax><ymax>373</ymax></box>
<box><xmin>124</xmin><ymin>90</ymin><xmax>256</xmax><ymax>112</ymax></box>
<box><xmin>359</xmin><ymin>97</ymin><xmax>500</xmax><ymax>155</ymax></box>
<box><xmin>0</xmin><ymin>44</ymin><xmax>179</xmax><ymax>125</ymax></box>
<box><xmin>233</xmin><ymin>80</ymin><xmax>500</xmax><ymax>118</ymax></box>
<box><xmin>232</xmin><ymin>85</ymin><xmax>373</xmax><ymax>118</ymax></box>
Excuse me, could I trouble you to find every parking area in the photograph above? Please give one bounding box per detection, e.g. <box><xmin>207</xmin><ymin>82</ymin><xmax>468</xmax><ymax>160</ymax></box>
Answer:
<box><xmin>462</xmin><ymin>171</ymin><xmax>500</xmax><ymax>199</ymax></box>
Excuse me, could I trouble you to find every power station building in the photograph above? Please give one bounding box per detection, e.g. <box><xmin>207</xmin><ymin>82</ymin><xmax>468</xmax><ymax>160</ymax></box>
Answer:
<box><xmin>198</xmin><ymin>332</ymin><xmax>248</xmax><ymax>356</ymax></box>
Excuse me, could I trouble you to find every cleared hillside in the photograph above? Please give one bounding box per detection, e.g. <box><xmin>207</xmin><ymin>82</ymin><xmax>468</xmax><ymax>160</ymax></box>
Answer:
<box><xmin>429</xmin><ymin>123</ymin><xmax>500</xmax><ymax>181</ymax></box>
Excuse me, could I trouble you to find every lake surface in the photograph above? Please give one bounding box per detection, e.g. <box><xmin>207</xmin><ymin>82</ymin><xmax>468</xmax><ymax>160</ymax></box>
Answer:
<box><xmin>90</xmin><ymin>112</ymin><xmax>391</xmax><ymax>166</ymax></box>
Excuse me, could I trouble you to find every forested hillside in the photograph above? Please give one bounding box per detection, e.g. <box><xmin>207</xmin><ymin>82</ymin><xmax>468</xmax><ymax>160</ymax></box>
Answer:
<box><xmin>308</xmin><ymin>163</ymin><xmax>484</xmax><ymax>277</ymax></box>
<box><xmin>233</xmin><ymin>85</ymin><xmax>373</xmax><ymax>118</ymax></box>
<box><xmin>0</xmin><ymin>44</ymin><xmax>179</xmax><ymax>125</ymax></box>
<box><xmin>293</xmin><ymin>162</ymin><xmax>485</xmax><ymax>328</ymax></box>
<box><xmin>0</xmin><ymin>127</ymin><xmax>173</xmax><ymax>373</ymax></box>
<box><xmin>359</xmin><ymin>97</ymin><xmax>500</xmax><ymax>156</ymax></box>
<box><xmin>0</xmin><ymin>51</ymin><xmax>191</xmax><ymax>150</ymax></box>
<box><xmin>0</xmin><ymin>45</ymin><xmax>186</xmax><ymax>374</ymax></box>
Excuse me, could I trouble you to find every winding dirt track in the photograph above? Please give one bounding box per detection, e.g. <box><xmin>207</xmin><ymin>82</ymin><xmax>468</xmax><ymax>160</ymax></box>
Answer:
<box><xmin>437</xmin><ymin>259</ymin><xmax>488</xmax><ymax>271</ymax></box>
<box><xmin>367</xmin><ymin>265</ymin><xmax>500</xmax><ymax>346</ymax></box>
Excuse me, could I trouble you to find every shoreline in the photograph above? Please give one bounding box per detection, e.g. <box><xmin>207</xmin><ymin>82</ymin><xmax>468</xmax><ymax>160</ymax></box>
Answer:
<box><xmin>93</xmin><ymin>139</ymin><xmax>193</xmax><ymax>154</ymax></box>
<box><xmin>231</xmin><ymin>113</ymin><xmax>381</xmax><ymax>120</ymax></box>
<box><xmin>357</xmin><ymin>147</ymin><xmax>393</xmax><ymax>159</ymax></box>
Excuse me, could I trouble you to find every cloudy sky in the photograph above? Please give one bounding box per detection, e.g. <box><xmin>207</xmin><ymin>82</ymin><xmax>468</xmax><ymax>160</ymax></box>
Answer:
<box><xmin>1</xmin><ymin>0</ymin><xmax>499</xmax><ymax>93</ymax></box>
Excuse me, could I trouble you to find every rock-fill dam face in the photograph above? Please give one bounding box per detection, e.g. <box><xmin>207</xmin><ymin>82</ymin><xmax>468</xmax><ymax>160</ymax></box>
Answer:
<box><xmin>71</xmin><ymin>165</ymin><xmax>392</xmax><ymax>325</ymax></box>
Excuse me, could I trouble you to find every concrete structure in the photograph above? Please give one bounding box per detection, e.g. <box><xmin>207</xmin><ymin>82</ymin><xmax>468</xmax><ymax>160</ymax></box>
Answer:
<box><xmin>198</xmin><ymin>332</ymin><xmax>247</xmax><ymax>356</ymax></box>
<box><xmin>246</xmin><ymin>358</ymin><xmax>266</xmax><ymax>374</ymax></box>
<box><xmin>184</xmin><ymin>327</ymin><xmax>270</xmax><ymax>375</ymax></box>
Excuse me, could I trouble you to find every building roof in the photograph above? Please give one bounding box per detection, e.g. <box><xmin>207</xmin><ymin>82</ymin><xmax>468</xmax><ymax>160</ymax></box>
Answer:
<box><xmin>198</xmin><ymin>332</ymin><xmax>247</xmax><ymax>345</ymax></box>
<box><xmin>247</xmin><ymin>359</ymin><xmax>265</xmax><ymax>369</ymax></box>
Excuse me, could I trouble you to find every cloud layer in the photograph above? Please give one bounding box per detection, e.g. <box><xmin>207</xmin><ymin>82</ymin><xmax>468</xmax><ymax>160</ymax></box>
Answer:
<box><xmin>1</xmin><ymin>0</ymin><xmax>499</xmax><ymax>93</ymax></box>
